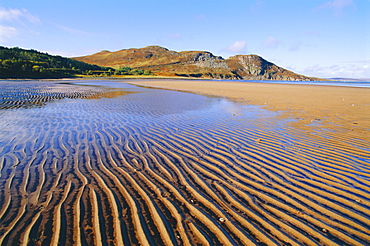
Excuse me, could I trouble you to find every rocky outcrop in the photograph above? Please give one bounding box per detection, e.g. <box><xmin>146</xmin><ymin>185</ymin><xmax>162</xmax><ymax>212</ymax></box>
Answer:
<box><xmin>73</xmin><ymin>46</ymin><xmax>320</xmax><ymax>81</ymax></box>
<box><xmin>226</xmin><ymin>55</ymin><xmax>314</xmax><ymax>81</ymax></box>
<box><xmin>181</xmin><ymin>51</ymin><xmax>223</xmax><ymax>62</ymax></box>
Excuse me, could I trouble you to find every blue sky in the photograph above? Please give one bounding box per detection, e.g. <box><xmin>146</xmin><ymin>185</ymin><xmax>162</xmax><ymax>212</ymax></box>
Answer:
<box><xmin>1</xmin><ymin>0</ymin><xmax>369</xmax><ymax>78</ymax></box>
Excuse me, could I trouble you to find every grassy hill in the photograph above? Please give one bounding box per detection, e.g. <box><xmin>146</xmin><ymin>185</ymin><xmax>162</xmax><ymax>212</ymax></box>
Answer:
<box><xmin>1</xmin><ymin>45</ymin><xmax>323</xmax><ymax>81</ymax></box>
<box><xmin>0</xmin><ymin>46</ymin><xmax>111</xmax><ymax>79</ymax></box>
<box><xmin>74</xmin><ymin>45</ymin><xmax>321</xmax><ymax>81</ymax></box>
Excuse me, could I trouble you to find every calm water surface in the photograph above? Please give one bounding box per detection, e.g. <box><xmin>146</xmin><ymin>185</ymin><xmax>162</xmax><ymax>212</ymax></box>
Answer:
<box><xmin>216</xmin><ymin>79</ymin><xmax>370</xmax><ymax>88</ymax></box>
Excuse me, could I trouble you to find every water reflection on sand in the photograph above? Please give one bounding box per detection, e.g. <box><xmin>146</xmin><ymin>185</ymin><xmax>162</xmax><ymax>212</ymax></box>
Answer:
<box><xmin>0</xmin><ymin>80</ymin><xmax>369</xmax><ymax>246</ymax></box>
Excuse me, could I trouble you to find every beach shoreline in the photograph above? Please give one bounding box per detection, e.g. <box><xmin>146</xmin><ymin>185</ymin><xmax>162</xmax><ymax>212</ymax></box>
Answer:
<box><xmin>127</xmin><ymin>79</ymin><xmax>370</xmax><ymax>141</ymax></box>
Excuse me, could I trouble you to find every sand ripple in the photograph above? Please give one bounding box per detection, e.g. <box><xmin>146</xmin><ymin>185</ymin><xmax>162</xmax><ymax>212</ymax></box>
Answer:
<box><xmin>0</xmin><ymin>81</ymin><xmax>369</xmax><ymax>245</ymax></box>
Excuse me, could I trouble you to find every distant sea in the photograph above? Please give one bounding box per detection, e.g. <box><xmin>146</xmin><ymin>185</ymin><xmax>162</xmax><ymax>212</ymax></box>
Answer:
<box><xmin>217</xmin><ymin>79</ymin><xmax>370</xmax><ymax>88</ymax></box>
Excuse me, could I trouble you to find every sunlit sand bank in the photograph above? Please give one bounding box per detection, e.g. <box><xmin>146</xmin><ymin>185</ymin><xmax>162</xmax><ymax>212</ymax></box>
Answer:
<box><xmin>0</xmin><ymin>80</ymin><xmax>369</xmax><ymax>245</ymax></box>
<box><xmin>128</xmin><ymin>79</ymin><xmax>370</xmax><ymax>141</ymax></box>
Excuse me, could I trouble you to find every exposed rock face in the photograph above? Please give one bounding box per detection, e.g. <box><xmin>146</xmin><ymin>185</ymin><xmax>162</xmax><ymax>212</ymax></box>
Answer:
<box><xmin>73</xmin><ymin>46</ymin><xmax>319</xmax><ymax>81</ymax></box>
<box><xmin>226</xmin><ymin>55</ymin><xmax>314</xmax><ymax>81</ymax></box>
<box><xmin>235</xmin><ymin>55</ymin><xmax>274</xmax><ymax>76</ymax></box>
<box><xmin>182</xmin><ymin>51</ymin><xmax>223</xmax><ymax>62</ymax></box>
<box><xmin>195</xmin><ymin>60</ymin><xmax>229</xmax><ymax>69</ymax></box>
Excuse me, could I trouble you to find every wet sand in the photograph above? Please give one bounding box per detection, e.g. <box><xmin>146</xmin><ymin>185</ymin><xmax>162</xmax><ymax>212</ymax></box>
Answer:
<box><xmin>129</xmin><ymin>79</ymin><xmax>370</xmax><ymax>142</ymax></box>
<box><xmin>0</xmin><ymin>80</ymin><xmax>369</xmax><ymax>245</ymax></box>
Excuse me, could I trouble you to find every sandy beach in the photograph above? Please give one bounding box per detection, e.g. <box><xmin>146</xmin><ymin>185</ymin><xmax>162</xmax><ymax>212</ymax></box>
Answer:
<box><xmin>129</xmin><ymin>79</ymin><xmax>370</xmax><ymax>141</ymax></box>
<box><xmin>0</xmin><ymin>80</ymin><xmax>369</xmax><ymax>245</ymax></box>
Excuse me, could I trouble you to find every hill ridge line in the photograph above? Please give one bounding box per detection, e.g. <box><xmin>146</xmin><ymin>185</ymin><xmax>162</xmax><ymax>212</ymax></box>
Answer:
<box><xmin>73</xmin><ymin>45</ymin><xmax>323</xmax><ymax>81</ymax></box>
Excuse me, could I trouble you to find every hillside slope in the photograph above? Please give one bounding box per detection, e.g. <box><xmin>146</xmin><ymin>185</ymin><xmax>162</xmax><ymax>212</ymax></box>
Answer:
<box><xmin>74</xmin><ymin>46</ymin><xmax>319</xmax><ymax>81</ymax></box>
<box><xmin>0</xmin><ymin>46</ymin><xmax>107</xmax><ymax>78</ymax></box>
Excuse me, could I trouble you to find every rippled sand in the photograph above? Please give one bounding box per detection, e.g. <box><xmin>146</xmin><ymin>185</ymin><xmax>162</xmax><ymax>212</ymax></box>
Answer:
<box><xmin>0</xmin><ymin>80</ymin><xmax>369</xmax><ymax>245</ymax></box>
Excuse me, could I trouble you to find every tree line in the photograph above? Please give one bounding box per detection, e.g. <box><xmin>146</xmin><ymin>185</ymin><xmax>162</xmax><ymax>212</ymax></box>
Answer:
<box><xmin>0</xmin><ymin>46</ymin><xmax>152</xmax><ymax>78</ymax></box>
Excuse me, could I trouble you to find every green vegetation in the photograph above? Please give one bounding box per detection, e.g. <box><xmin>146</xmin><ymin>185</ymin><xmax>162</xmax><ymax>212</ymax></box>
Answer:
<box><xmin>114</xmin><ymin>67</ymin><xmax>153</xmax><ymax>76</ymax></box>
<box><xmin>0</xmin><ymin>46</ymin><xmax>153</xmax><ymax>79</ymax></box>
<box><xmin>175</xmin><ymin>73</ymin><xmax>202</xmax><ymax>78</ymax></box>
<box><xmin>0</xmin><ymin>46</ymin><xmax>108</xmax><ymax>78</ymax></box>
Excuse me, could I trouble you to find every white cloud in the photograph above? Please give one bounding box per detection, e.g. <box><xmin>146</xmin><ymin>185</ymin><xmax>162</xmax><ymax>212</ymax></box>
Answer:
<box><xmin>303</xmin><ymin>63</ymin><xmax>370</xmax><ymax>78</ymax></box>
<box><xmin>0</xmin><ymin>8</ymin><xmax>40</xmax><ymax>43</ymax></box>
<box><xmin>0</xmin><ymin>25</ymin><xmax>19</xmax><ymax>42</ymax></box>
<box><xmin>0</xmin><ymin>7</ymin><xmax>40</xmax><ymax>24</ymax></box>
<box><xmin>263</xmin><ymin>36</ymin><xmax>280</xmax><ymax>49</ymax></box>
<box><xmin>223</xmin><ymin>41</ymin><xmax>247</xmax><ymax>54</ymax></box>
<box><xmin>314</xmin><ymin>0</ymin><xmax>355</xmax><ymax>15</ymax></box>
<box><xmin>352</xmin><ymin>59</ymin><xmax>370</xmax><ymax>63</ymax></box>
<box><xmin>304</xmin><ymin>64</ymin><xmax>324</xmax><ymax>73</ymax></box>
